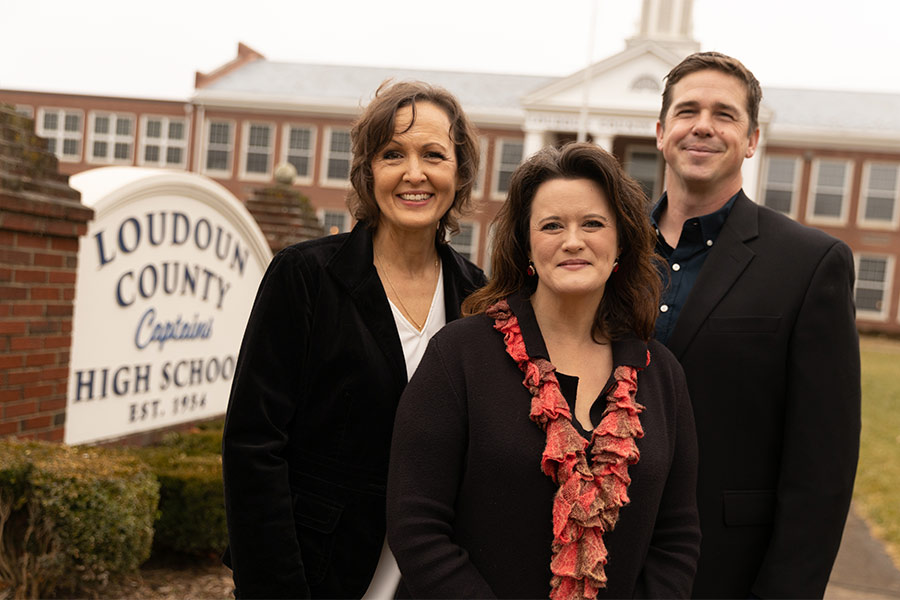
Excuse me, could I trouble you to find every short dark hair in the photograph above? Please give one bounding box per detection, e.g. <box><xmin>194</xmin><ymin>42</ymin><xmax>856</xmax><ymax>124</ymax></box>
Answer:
<box><xmin>463</xmin><ymin>143</ymin><xmax>661</xmax><ymax>342</ymax></box>
<box><xmin>659</xmin><ymin>51</ymin><xmax>762</xmax><ymax>134</ymax></box>
<box><xmin>347</xmin><ymin>80</ymin><xmax>481</xmax><ymax>241</ymax></box>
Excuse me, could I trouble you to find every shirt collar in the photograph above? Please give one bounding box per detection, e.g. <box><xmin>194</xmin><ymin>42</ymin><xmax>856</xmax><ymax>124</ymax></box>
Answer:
<box><xmin>651</xmin><ymin>191</ymin><xmax>740</xmax><ymax>248</ymax></box>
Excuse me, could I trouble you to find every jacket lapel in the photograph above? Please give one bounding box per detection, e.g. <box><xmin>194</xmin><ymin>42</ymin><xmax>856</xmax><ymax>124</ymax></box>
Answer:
<box><xmin>667</xmin><ymin>191</ymin><xmax>759</xmax><ymax>359</ymax></box>
<box><xmin>327</xmin><ymin>223</ymin><xmax>409</xmax><ymax>384</ymax></box>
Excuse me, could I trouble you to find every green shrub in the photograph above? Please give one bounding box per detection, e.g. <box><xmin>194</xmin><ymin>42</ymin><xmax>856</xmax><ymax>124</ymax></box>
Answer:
<box><xmin>133</xmin><ymin>424</ymin><xmax>227</xmax><ymax>557</ymax></box>
<box><xmin>0</xmin><ymin>439</ymin><xmax>159</xmax><ymax>599</ymax></box>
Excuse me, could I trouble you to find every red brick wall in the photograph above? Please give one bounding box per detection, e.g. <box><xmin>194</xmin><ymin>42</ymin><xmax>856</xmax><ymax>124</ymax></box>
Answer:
<box><xmin>0</xmin><ymin>104</ymin><xmax>93</xmax><ymax>441</ymax></box>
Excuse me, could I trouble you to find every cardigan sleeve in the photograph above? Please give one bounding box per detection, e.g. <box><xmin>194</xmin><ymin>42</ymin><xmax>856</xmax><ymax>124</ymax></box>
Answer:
<box><xmin>222</xmin><ymin>248</ymin><xmax>314</xmax><ymax>599</ymax></box>
<box><xmin>387</xmin><ymin>336</ymin><xmax>497</xmax><ymax>599</ymax></box>
<box><xmin>634</xmin><ymin>353</ymin><xmax>701</xmax><ymax>598</ymax></box>
<box><xmin>752</xmin><ymin>241</ymin><xmax>860</xmax><ymax>598</ymax></box>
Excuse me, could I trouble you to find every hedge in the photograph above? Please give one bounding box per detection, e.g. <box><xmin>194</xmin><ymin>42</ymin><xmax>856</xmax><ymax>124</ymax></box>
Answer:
<box><xmin>0</xmin><ymin>439</ymin><xmax>159</xmax><ymax>599</ymax></box>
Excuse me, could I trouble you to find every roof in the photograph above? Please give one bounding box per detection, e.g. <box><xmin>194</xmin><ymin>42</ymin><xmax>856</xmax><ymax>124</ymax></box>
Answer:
<box><xmin>763</xmin><ymin>87</ymin><xmax>900</xmax><ymax>134</ymax></box>
<box><xmin>197</xmin><ymin>60</ymin><xmax>557</xmax><ymax>113</ymax></box>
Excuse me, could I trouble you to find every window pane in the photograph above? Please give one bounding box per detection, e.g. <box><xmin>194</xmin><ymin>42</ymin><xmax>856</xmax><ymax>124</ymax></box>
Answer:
<box><xmin>764</xmin><ymin>189</ymin><xmax>793</xmax><ymax>214</ymax></box>
<box><xmin>288</xmin><ymin>155</ymin><xmax>309</xmax><ymax>176</ymax></box>
<box><xmin>146</xmin><ymin>120</ymin><xmax>162</xmax><ymax>138</ymax></box>
<box><xmin>814</xmin><ymin>193</ymin><xmax>843</xmax><ymax>217</ymax></box>
<box><xmin>43</xmin><ymin>112</ymin><xmax>59</xmax><ymax>130</ymax></box>
<box><xmin>327</xmin><ymin>157</ymin><xmax>349</xmax><ymax>180</ymax></box>
<box><xmin>858</xmin><ymin>258</ymin><xmax>887</xmax><ymax>282</ymax></box>
<box><xmin>166</xmin><ymin>147</ymin><xmax>182</xmax><ymax>165</ymax></box>
<box><xmin>145</xmin><ymin>145</ymin><xmax>160</xmax><ymax>162</ymax></box>
<box><xmin>855</xmin><ymin>288</ymin><xmax>883</xmax><ymax>312</ymax></box>
<box><xmin>95</xmin><ymin>116</ymin><xmax>109</xmax><ymax>134</ymax></box>
<box><xmin>864</xmin><ymin>196</ymin><xmax>895</xmax><ymax>221</ymax></box>
<box><xmin>501</xmin><ymin>142</ymin><xmax>523</xmax><ymax>165</ymax></box>
<box><xmin>209</xmin><ymin>123</ymin><xmax>230</xmax><ymax>144</ymax></box>
<box><xmin>207</xmin><ymin>149</ymin><xmax>228</xmax><ymax>170</ymax></box>
<box><xmin>169</xmin><ymin>121</ymin><xmax>184</xmax><ymax>140</ymax></box>
<box><xmin>322</xmin><ymin>211</ymin><xmax>347</xmax><ymax>235</ymax></box>
<box><xmin>114</xmin><ymin>143</ymin><xmax>130</xmax><ymax>160</ymax></box>
<box><xmin>93</xmin><ymin>141</ymin><xmax>107</xmax><ymax>158</ymax></box>
<box><xmin>249</xmin><ymin>125</ymin><xmax>270</xmax><ymax>147</ymax></box>
<box><xmin>116</xmin><ymin>118</ymin><xmax>132</xmax><ymax>136</ymax></box>
<box><xmin>330</xmin><ymin>131</ymin><xmax>350</xmax><ymax>153</ymax></box>
<box><xmin>62</xmin><ymin>139</ymin><xmax>78</xmax><ymax>156</ymax></box>
<box><xmin>246</xmin><ymin>152</ymin><xmax>268</xmax><ymax>173</ymax></box>
<box><xmin>817</xmin><ymin>162</ymin><xmax>846</xmax><ymax>187</ymax></box>
<box><xmin>47</xmin><ymin>138</ymin><xmax>57</xmax><ymax>153</ymax></box>
<box><xmin>767</xmin><ymin>158</ymin><xmax>796</xmax><ymax>185</ymax></box>
<box><xmin>868</xmin><ymin>164</ymin><xmax>898</xmax><ymax>192</ymax></box>
<box><xmin>290</xmin><ymin>128</ymin><xmax>310</xmax><ymax>150</ymax></box>
<box><xmin>64</xmin><ymin>113</ymin><xmax>80</xmax><ymax>132</ymax></box>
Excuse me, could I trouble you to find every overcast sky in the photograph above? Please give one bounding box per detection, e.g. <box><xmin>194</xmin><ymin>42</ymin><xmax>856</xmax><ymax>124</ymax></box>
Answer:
<box><xmin>2</xmin><ymin>0</ymin><xmax>898</xmax><ymax>100</ymax></box>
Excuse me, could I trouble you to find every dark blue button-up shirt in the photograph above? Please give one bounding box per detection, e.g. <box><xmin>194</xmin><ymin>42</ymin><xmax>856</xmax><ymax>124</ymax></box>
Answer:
<box><xmin>651</xmin><ymin>192</ymin><xmax>738</xmax><ymax>345</ymax></box>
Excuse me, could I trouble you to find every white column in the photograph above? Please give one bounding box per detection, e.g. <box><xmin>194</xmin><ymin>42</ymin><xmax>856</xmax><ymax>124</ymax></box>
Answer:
<box><xmin>524</xmin><ymin>128</ymin><xmax>547</xmax><ymax>158</ymax></box>
<box><xmin>592</xmin><ymin>134</ymin><xmax>614</xmax><ymax>153</ymax></box>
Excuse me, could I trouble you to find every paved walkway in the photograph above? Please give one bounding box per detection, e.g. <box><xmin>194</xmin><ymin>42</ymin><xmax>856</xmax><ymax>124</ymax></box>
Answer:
<box><xmin>825</xmin><ymin>502</ymin><xmax>900</xmax><ymax>599</ymax></box>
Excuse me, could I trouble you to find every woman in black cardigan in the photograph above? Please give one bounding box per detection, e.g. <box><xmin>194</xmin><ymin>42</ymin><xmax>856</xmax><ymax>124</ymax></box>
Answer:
<box><xmin>222</xmin><ymin>82</ymin><xmax>485</xmax><ymax>599</ymax></box>
<box><xmin>387</xmin><ymin>143</ymin><xmax>700</xmax><ymax>599</ymax></box>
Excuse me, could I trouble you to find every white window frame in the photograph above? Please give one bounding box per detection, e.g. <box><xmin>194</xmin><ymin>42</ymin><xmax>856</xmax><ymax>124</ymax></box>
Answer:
<box><xmin>36</xmin><ymin>107</ymin><xmax>83</xmax><ymax>162</ymax></box>
<box><xmin>320</xmin><ymin>127</ymin><xmax>353</xmax><ymax>188</ymax></box>
<box><xmin>317</xmin><ymin>208</ymin><xmax>352</xmax><ymax>235</ymax></box>
<box><xmin>471</xmin><ymin>137</ymin><xmax>488</xmax><ymax>197</ymax></box>
<box><xmin>449</xmin><ymin>221</ymin><xmax>481</xmax><ymax>263</ymax></box>
<box><xmin>281</xmin><ymin>123</ymin><xmax>316</xmax><ymax>184</ymax></box>
<box><xmin>854</xmin><ymin>253</ymin><xmax>894</xmax><ymax>322</ymax></box>
<box><xmin>806</xmin><ymin>158</ymin><xmax>853</xmax><ymax>226</ymax></box>
<box><xmin>202</xmin><ymin>119</ymin><xmax>235</xmax><ymax>177</ymax></box>
<box><xmin>239</xmin><ymin>121</ymin><xmax>276</xmax><ymax>181</ymax></box>
<box><xmin>138</xmin><ymin>115</ymin><xmax>189</xmax><ymax>169</ymax></box>
<box><xmin>87</xmin><ymin>111</ymin><xmax>135</xmax><ymax>165</ymax></box>
<box><xmin>760</xmin><ymin>155</ymin><xmax>802</xmax><ymax>219</ymax></box>
<box><xmin>857</xmin><ymin>161</ymin><xmax>900</xmax><ymax>231</ymax></box>
<box><xmin>492</xmin><ymin>138</ymin><xmax>524</xmax><ymax>200</ymax></box>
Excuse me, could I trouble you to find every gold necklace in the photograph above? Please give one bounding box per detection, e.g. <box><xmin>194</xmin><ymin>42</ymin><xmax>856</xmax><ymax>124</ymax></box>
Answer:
<box><xmin>375</xmin><ymin>252</ymin><xmax>439</xmax><ymax>331</ymax></box>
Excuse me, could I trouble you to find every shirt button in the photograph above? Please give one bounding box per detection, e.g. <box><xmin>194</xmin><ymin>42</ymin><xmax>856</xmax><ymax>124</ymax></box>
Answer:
<box><xmin>672</xmin><ymin>263</ymin><xmax>681</xmax><ymax>272</ymax></box>
<box><xmin>706</xmin><ymin>239</ymin><xmax>714</xmax><ymax>247</ymax></box>
<box><xmin>660</xmin><ymin>304</ymin><xmax>669</xmax><ymax>313</ymax></box>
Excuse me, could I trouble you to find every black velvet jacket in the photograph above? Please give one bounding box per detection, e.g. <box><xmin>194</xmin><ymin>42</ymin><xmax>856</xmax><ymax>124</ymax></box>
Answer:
<box><xmin>387</xmin><ymin>294</ymin><xmax>700</xmax><ymax>599</ymax></box>
<box><xmin>222</xmin><ymin>222</ymin><xmax>485</xmax><ymax>599</ymax></box>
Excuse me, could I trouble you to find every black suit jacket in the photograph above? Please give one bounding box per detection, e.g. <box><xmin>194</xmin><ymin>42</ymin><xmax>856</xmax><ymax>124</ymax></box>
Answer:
<box><xmin>222</xmin><ymin>222</ymin><xmax>485</xmax><ymax>599</ymax></box>
<box><xmin>664</xmin><ymin>191</ymin><xmax>861</xmax><ymax>599</ymax></box>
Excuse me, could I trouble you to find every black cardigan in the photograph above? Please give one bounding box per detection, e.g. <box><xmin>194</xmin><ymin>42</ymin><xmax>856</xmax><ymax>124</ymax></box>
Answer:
<box><xmin>222</xmin><ymin>222</ymin><xmax>485</xmax><ymax>599</ymax></box>
<box><xmin>387</xmin><ymin>294</ymin><xmax>700</xmax><ymax>599</ymax></box>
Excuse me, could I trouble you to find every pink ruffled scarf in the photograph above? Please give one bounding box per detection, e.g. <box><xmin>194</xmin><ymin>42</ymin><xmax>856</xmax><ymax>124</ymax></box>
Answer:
<box><xmin>486</xmin><ymin>299</ymin><xmax>649</xmax><ymax>599</ymax></box>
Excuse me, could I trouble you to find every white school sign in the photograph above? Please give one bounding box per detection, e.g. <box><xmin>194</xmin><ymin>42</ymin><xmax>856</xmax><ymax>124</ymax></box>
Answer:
<box><xmin>66</xmin><ymin>168</ymin><xmax>272</xmax><ymax>444</ymax></box>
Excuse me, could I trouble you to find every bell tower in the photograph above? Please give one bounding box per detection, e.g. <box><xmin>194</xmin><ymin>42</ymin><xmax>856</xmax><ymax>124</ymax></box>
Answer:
<box><xmin>626</xmin><ymin>0</ymin><xmax>700</xmax><ymax>57</ymax></box>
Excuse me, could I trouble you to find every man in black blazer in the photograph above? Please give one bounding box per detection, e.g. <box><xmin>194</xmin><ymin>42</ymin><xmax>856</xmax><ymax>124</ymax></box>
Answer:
<box><xmin>652</xmin><ymin>51</ymin><xmax>861</xmax><ymax>598</ymax></box>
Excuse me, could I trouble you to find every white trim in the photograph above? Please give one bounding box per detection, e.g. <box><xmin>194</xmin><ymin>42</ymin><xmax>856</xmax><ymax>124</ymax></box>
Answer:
<box><xmin>857</xmin><ymin>161</ymin><xmax>900</xmax><ymax>231</ymax></box>
<box><xmin>806</xmin><ymin>158</ymin><xmax>853</xmax><ymax>227</ymax></box>
<box><xmin>281</xmin><ymin>123</ymin><xmax>316</xmax><ymax>184</ymax></box>
<box><xmin>86</xmin><ymin>111</ymin><xmax>136</xmax><ymax>165</ymax></box>
<box><xmin>491</xmin><ymin>138</ymin><xmax>524</xmax><ymax>200</ymax></box>
<box><xmin>36</xmin><ymin>107</ymin><xmax>83</xmax><ymax>162</ymax></box>
<box><xmin>319</xmin><ymin>126</ymin><xmax>352</xmax><ymax>188</ymax></box>
<box><xmin>137</xmin><ymin>115</ymin><xmax>189</xmax><ymax>169</ymax></box>
<box><xmin>854</xmin><ymin>253</ymin><xmax>895</xmax><ymax>322</ymax></box>
<box><xmin>239</xmin><ymin>121</ymin><xmax>276</xmax><ymax>181</ymax></box>
<box><xmin>760</xmin><ymin>155</ymin><xmax>802</xmax><ymax>220</ymax></box>
<box><xmin>472</xmin><ymin>137</ymin><xmax>488</xmax><ymax>197</ymax></box>
<box><xmin>202</xmin><ymin>118</ymin><xmax>236</xmax><ymax>178</ymax></box>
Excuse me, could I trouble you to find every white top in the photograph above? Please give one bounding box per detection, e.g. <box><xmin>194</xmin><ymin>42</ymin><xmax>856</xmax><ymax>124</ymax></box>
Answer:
<box><xmin>362</xmin><ymin>266</ymin><xmax>446</xmax><ymax>600</ymax></box>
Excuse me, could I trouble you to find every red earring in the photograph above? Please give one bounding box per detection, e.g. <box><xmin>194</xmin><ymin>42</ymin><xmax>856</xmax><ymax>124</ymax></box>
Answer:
<box><xmin>612</xmin><ymin>260</ymin><xmax>619</xmax><ymax>273</ymax></box>
<box><xmin>526</xmin><ymin>261</ymin><xmax>536</xmax><ymax>276</ymax></box>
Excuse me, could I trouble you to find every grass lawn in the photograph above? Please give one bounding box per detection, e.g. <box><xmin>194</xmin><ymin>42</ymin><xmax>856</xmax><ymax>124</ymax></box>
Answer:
<box><xmin>853</xmin><ymin>334</ymin><xmax>900</xmax><ymax>566</ymax></box>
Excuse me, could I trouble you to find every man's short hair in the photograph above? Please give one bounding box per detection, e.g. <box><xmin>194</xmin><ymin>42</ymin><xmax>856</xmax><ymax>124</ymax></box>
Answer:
<box><xmin>659</xmin><ymin>51</ymin><xmax>762</xmax><ymax>134</ymax></box>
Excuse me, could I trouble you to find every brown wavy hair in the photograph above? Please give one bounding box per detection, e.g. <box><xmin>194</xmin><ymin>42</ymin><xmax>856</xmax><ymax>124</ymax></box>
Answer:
<box><xmin>347</xmin><ymin>80</ymin><xmax>481</xmax><ymax>242</ymax></box>
<box><xmin>660</xmin><ymin>51</ymin><xmax>762</xmax><ymax>134</ymax></box>
<box><xmin>463</xmin><ymin>143</ymin><xmax>661</xmax><ymax>341</ymax></box>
